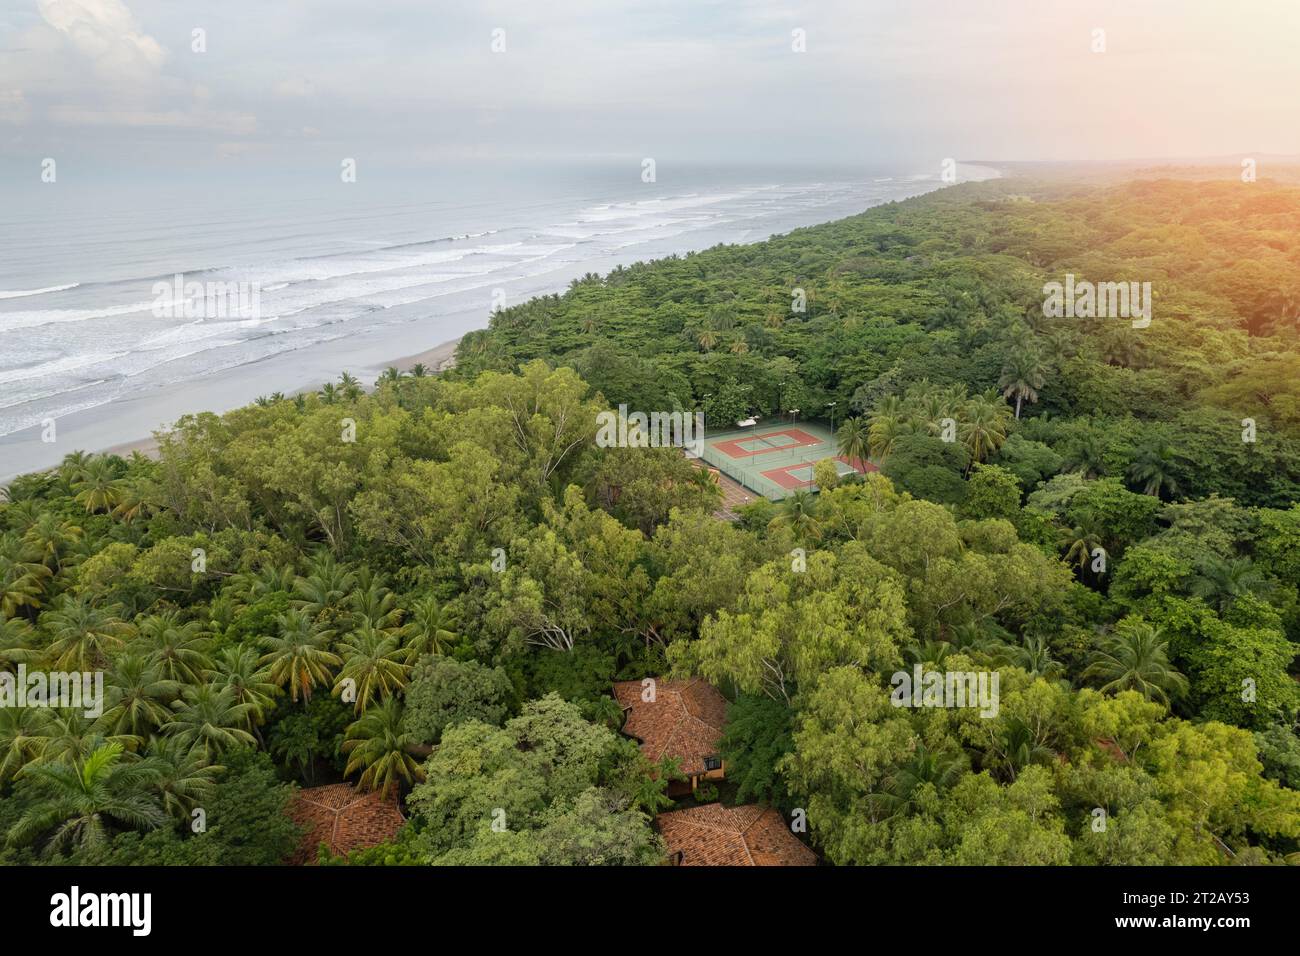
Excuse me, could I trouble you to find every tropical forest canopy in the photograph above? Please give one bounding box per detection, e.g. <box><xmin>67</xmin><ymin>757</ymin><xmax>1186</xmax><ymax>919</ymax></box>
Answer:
<box><xmin>2</xmin><ymin>176</ymin><xmax>1299</xmax><ymax>866</ymax></box>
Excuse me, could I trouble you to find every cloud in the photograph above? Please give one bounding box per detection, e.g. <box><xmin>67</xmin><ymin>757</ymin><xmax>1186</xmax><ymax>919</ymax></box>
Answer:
<box><xmin>0</xmin><ymin>89</ymin><xmax>30</xmax><ymax>124</ymax></box>
<box><xmin>38</xmin><ymin>0</ymin><xmax>167</xmax><ymax>85</ymax></box>
<box><xmin>2</xmin><ymin>0</ymin><xmax>1299</xmax><ymax>164</ymax></box>
<box><xmin>0</xmin><ymin>0</ymin><xmax>264</xmax><ymax>142</ymax></box>
<box><xmin>48</xmin><ymin>105</ymin><xmax>256</xmax><ymax>134</ymax></box>
<box><xmin>274</xmin><ymin>76</ymin><xmax>315</xmax><ymax>98</ymax></box>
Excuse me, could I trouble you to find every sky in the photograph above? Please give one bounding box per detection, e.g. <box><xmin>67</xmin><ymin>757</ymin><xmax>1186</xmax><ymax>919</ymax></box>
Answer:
<box><xmin>1</xmin><ymin>0</ymin><xmax>1299</xmax><ymax>173</ymax></box>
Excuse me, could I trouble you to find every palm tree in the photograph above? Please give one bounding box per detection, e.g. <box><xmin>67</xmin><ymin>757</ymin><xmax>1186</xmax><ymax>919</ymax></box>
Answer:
<box><xmin>868</xmin><ymin>412</ymin><xmax>912</xmax><ymax>460</ymax></box>
<box><xmin>409</xmin><ymin>362</ymin><xmax>428</xmax><ymax>378</ymax></box>
<box><xmin>959</xmin><ymin>391</ymin><xmax>1012</xmax><ymax>464</ymax></box>
<box><xmin>40</xmin><ymin>711</ymin><xmax>140</xmax><ymax>765</ymax></box>
<box><xmin>341</xmin><ymin>699</ymin><xmax>424</xmax><ymax>798</ymax></box>
<box><xmin>205</xmin><ymin>594</ymin><xmax>238</xmax><ymax>637</ymax></box>
<box><xmin>6</xmin><ymin>741</ymin><xmax>165</xmax><ymax>857</ymax></box>
<box><xmin>110</xmin><ymin>479</ymin><xmax>153</xmax><ymax>524</ymax></box>
<box><xmin>377</xmin><ymin>366</ymin><xmax>402</xmax><ymax>387</ymax></box>
<box><xmin>70</xmin><ymin>457</ymin><xmax>123</xmax><ymax>514</ymax></box>
<box><xmin>338</xmin><ymin>372</ymin><xmax>363</xmax><ymax>401</ymax></box>
<box><xmin>402</xmin><ymin>595</ymin><xmax>459</xmax><ymax>658</ymax></box>
<box><xmin>350</xmin><ymin>568</ymin><xmax>402</xmax><ymax>629</ymax></box>
<box><xmin>769</xmin><ymin>490</ymin><xmax>821</xmax><ymax>540</ymax></box>
<box><xmin>0</xmin><ymin>707</ymin><xmax>50</xmax><ymax>784</ymax></box>
<box><xmin>915</xmin><ymin>385</ymin><xmax>963</xmax><ymax>435</ymax></box>
<box><xmin>695</xmin><ymin>327</ymin><xmax>720</xmax><ymax>351</ymax></box>
<box><xmin>1191</xmin><ymin>556</ymin><xmax>1272</xmax><ymax>613</ymax></box>
<box><xmin>143</xmin><ymin>735</ymin><xmax>220</xmax><ymax>821</ymax></box>
<box><xmin>134</xmin><ymin>612</ymin><xmax>212</xmax><ymax>685</ymax></box>
<box><xmin>1</xmin><ymin>499</ymin><xmax>43</xmax><ymax>533</ymax></box>
<box><xmin>213</xmin><ymin>646</ymin><xmax>278</xmax><ymax>737</ymax></box>
<box><xmin>230</xmin><ymin>563</ymin><xmax>295</xmax><ymax>603</ymax></box>
<box><xmin>160</xmin><ymin>685</ymin><xmax>257</xmax><ymax>761</ymax></box>
<box><xmin>1062</xmin><ymin>433</ymin><xmax>1106</xmax><ymax>478</ymax></box>
<box><xmin>1060</xmin><ymin>525</ymin><xmax>1105</xmax><ymax>573</ymax></box>
<box><xmin>949</xmin><ymin>619</ymin><xmax>1006</xmax><ymax>656</ymax></box>
<box><xmin>334</xmin><ymin>622</ymin><xmax>411</xmax><ymax>711</ymax></box>
<box><xmin>1127</xmin><ymin>442</ymin><xmax>1183</xmax><ymax>499</ymax></box>
<box><xmin>40</xmin><ymin>595</ymin><xmax>136</xmax><ymax>670</ymax></box>
<box><xmin>0</xmin><ymin>617</ymin><xmax>36</xmax><ymax>670</ymax></box>
<box><xmin>989</xmin><ymin>716</ymin><xmax>1057</xmax><ymax>781</ymax></box>
<box><xmin>1042</xmin><ymin>328</ymin><xmax>1075</xmax><ymax>365</ymax></box>
<box><xmin>998</xmin><ymin>346</ymin><xmax>1047</xmax><ymax>419</ymax></box>
<box><xmin>997</xmin><ymin>633</ymin><xmax>1065</xmax><ymax>680</ymax></box>
<box><xmin>96</xmin><ymin>654</ymin><xmax>179</xmax><ymax>738</ymax></box>
<box><xmin>864</xmin><ymin>395</ymin><xmax>905</xmax><ymax>454</ymax></box>
<box><xmin>319</xmin><ymin>382</ymin><xmax>338</xmax><ymax>404</ymax></box>
<box><xmin>903</xmin><ymin>639</ymin><xmax>952</xmax><ymax>667</ymax></box>
<box><xmin>1082</xmin><ymin>622</ymin><xmax>1188</xmax><ymax>707</ymax></box>
<box><xmin>21</xmin><ymin>513</ymin><xmax>83</xmax><ymax>572</ymax></box>
<box><xmin>56</xmin><ymin>451</ymin><xmax>92</xmax><ymax>489</ymax></box>
<box><xmin>0</xmin><ymin>533</ymin><xmax>53</xmax><ymax>616</ymax></box>
<box><xmin>259</xmin><ymin>610</ymin><xmax>341</xmax><ymax>703</ymax></box>
<box><xmin>1099</xmin><ymin>328</ymin><xmax>1145</xmax><ymax>368</ymax></box>
<box><xmin>292</xmin><ymin>555</ymin><xmax>357</xmax><ymax>621</ymax></box>
<box><xmin>836</xmin><ymin>416</ymin><xmax>871</xmax><ymax>472</ymax></box>
<box><xmin>873</xmin><ymin>744</ymin><xmax>968</xmax><ymax>815</ymax></box>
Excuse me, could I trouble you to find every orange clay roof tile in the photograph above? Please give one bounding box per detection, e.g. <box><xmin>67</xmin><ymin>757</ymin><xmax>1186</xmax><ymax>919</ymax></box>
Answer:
<box><xmin>657</xmin><ymin>804</ymin><xmax>818</xmax><ymax>866</ymax></box>
<box><xmin>288</xmin><ymin>783</ymin><xmax>405</xmax><ymax>865</ymax></box>
<box><xmin>613</xmin><ymin>677</ymin><xmax>727</xmax><ymax>776</ymax></box>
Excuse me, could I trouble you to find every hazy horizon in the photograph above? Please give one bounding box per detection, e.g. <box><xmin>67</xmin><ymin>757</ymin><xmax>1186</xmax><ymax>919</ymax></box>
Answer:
<box><xmin>3</xmin><ymin>0</ymin><xmax>1299</xmax><ymax>174</ymax></box>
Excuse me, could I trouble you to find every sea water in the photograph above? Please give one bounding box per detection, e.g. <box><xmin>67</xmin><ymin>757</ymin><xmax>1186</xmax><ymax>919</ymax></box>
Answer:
<box><xmin>0</xmin><ymin>160</ymin><xmax>995</xmax><ymax>480</ymax></box>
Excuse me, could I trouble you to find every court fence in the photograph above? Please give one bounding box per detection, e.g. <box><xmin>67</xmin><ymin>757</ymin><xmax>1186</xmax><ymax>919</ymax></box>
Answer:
<box><xmin>698</xmin><ymin>422</ymin><xmax>840</xmax><ymax>501</ymax></box>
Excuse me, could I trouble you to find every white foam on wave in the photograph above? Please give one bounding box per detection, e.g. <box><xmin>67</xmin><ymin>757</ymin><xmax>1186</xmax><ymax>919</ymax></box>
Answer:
<box><xmin>1</xmin><ymin>177</ymin><xmax>932</xmax><ymax>444</ymax></box>
<box><xmin>0</xmin><ymin>240</ymin><xmax>571</xmax><ymax>335</ymax></box>
<box><xmin>0</xmin><ymin>351</ymin><xmax>131</xmax><ymax>385</ymax></box>
<box><xmin>573</xmin><ymin>191</ymin><xmax>751</xmax><ymax>223</ymax></box>
<box><xmin>218</xmin><ymin>241</ymin><xmax>528</xmax><ymax>288</ymax></box>
<box><xmin>0</xmin><ymin>282</ymin><xmax>80</xmax><ymax>299</ymax></box>
<box><xmin>0</xmin><ymin>300</ymin><xmax>156</xmax><ymax>334</ymax></box>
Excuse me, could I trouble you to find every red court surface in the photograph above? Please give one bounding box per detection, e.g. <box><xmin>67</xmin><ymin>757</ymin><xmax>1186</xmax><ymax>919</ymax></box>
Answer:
<box><xmin>710</xmin><ymin>428</ymin><xmax>823</xmax><ymax>460</ymax></box>
<box><xmin>761</xmin><ymin>456</ymin><xmax>878</xmax><ymax>490</ymax></box>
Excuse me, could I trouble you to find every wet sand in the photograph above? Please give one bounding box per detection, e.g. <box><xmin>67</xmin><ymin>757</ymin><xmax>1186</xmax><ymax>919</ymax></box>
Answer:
<box><xmin>1</xmin><ymin>334</ymin><xmax>462</xmax><ymax>481</ymax></box>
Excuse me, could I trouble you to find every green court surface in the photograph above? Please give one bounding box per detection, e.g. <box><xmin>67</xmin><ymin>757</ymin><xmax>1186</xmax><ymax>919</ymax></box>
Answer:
<box><xmin>698</xmin><ymin>420</ymin><xmax>873</xmax><ymax>500</ymax></box>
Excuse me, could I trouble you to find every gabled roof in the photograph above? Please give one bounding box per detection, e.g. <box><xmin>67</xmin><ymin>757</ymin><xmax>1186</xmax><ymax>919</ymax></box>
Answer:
<box><xmin>612</xmin><ymin>677</ymin><xmax>727</xmax><ymax>777</ymax></box>
<box><xmin>657</xmin><ymin>804</ymin><xmax>818</xmax><ymax>866</ymax></box>
<box><xmin>288</xmin><ymin>783</ymin><xmax>405</xmax><ymax>864</ymax></box>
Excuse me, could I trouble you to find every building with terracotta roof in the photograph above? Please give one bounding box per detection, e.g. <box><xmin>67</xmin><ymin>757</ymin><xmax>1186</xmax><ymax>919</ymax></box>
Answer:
<box><xmin>657</xmin><ymin>804</ymin><xmax>818</xmax><ymax>866</ymax></box>
<box><xmin>288</xmin><ymin>783</ymin><xmax>405</xmax><ymax>864</ymax></box>
<box><xmin>613</xmin><ymin>677</ymin><xmax>728</xmax><ymax>795</ymax></box>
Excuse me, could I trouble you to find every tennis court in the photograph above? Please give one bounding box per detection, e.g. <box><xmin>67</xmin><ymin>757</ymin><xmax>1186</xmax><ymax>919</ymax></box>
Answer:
<box><xmin>698</xmin><ymin>420</ymin><xmax>876</xmax><ymax>500</ymax></box>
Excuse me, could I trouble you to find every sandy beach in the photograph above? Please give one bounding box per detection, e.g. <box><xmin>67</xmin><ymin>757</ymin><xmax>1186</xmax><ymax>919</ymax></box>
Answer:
<box><xmin>1</xmin><ymin>165</ymin><xmax>999</xmax><ymax>486</ymax></box>
<box><xmin>385</xmin><ymin>336</ymin><xmax>462</xmax><ymax>376</ymax></box>
<box><xmin>3</xmin><ymin>335</ymin><xmax>463</xmax><ymax>481</ymax></box>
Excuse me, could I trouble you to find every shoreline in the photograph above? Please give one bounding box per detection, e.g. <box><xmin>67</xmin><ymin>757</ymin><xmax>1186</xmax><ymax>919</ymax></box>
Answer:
<box><xmin>49</xmin><ymin>335</ymin><xmax>465</xmax><ymax>472</ymax></box>
<box><xmin>384</xmin><ymin>336</ymin><xmax>463</xmax><ymax>376</ymax></box>
<box><xmin>2</xmin><ymin>166</ymin><xmax>1001</xmax><ymax>484</ymax></box>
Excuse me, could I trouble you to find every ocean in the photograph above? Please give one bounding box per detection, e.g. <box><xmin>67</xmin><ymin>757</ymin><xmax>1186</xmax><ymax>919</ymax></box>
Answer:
<box><xmin>0</xmin><ymin>160</ymin><xmax>996</xmax><ymax>480</ymax></box>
